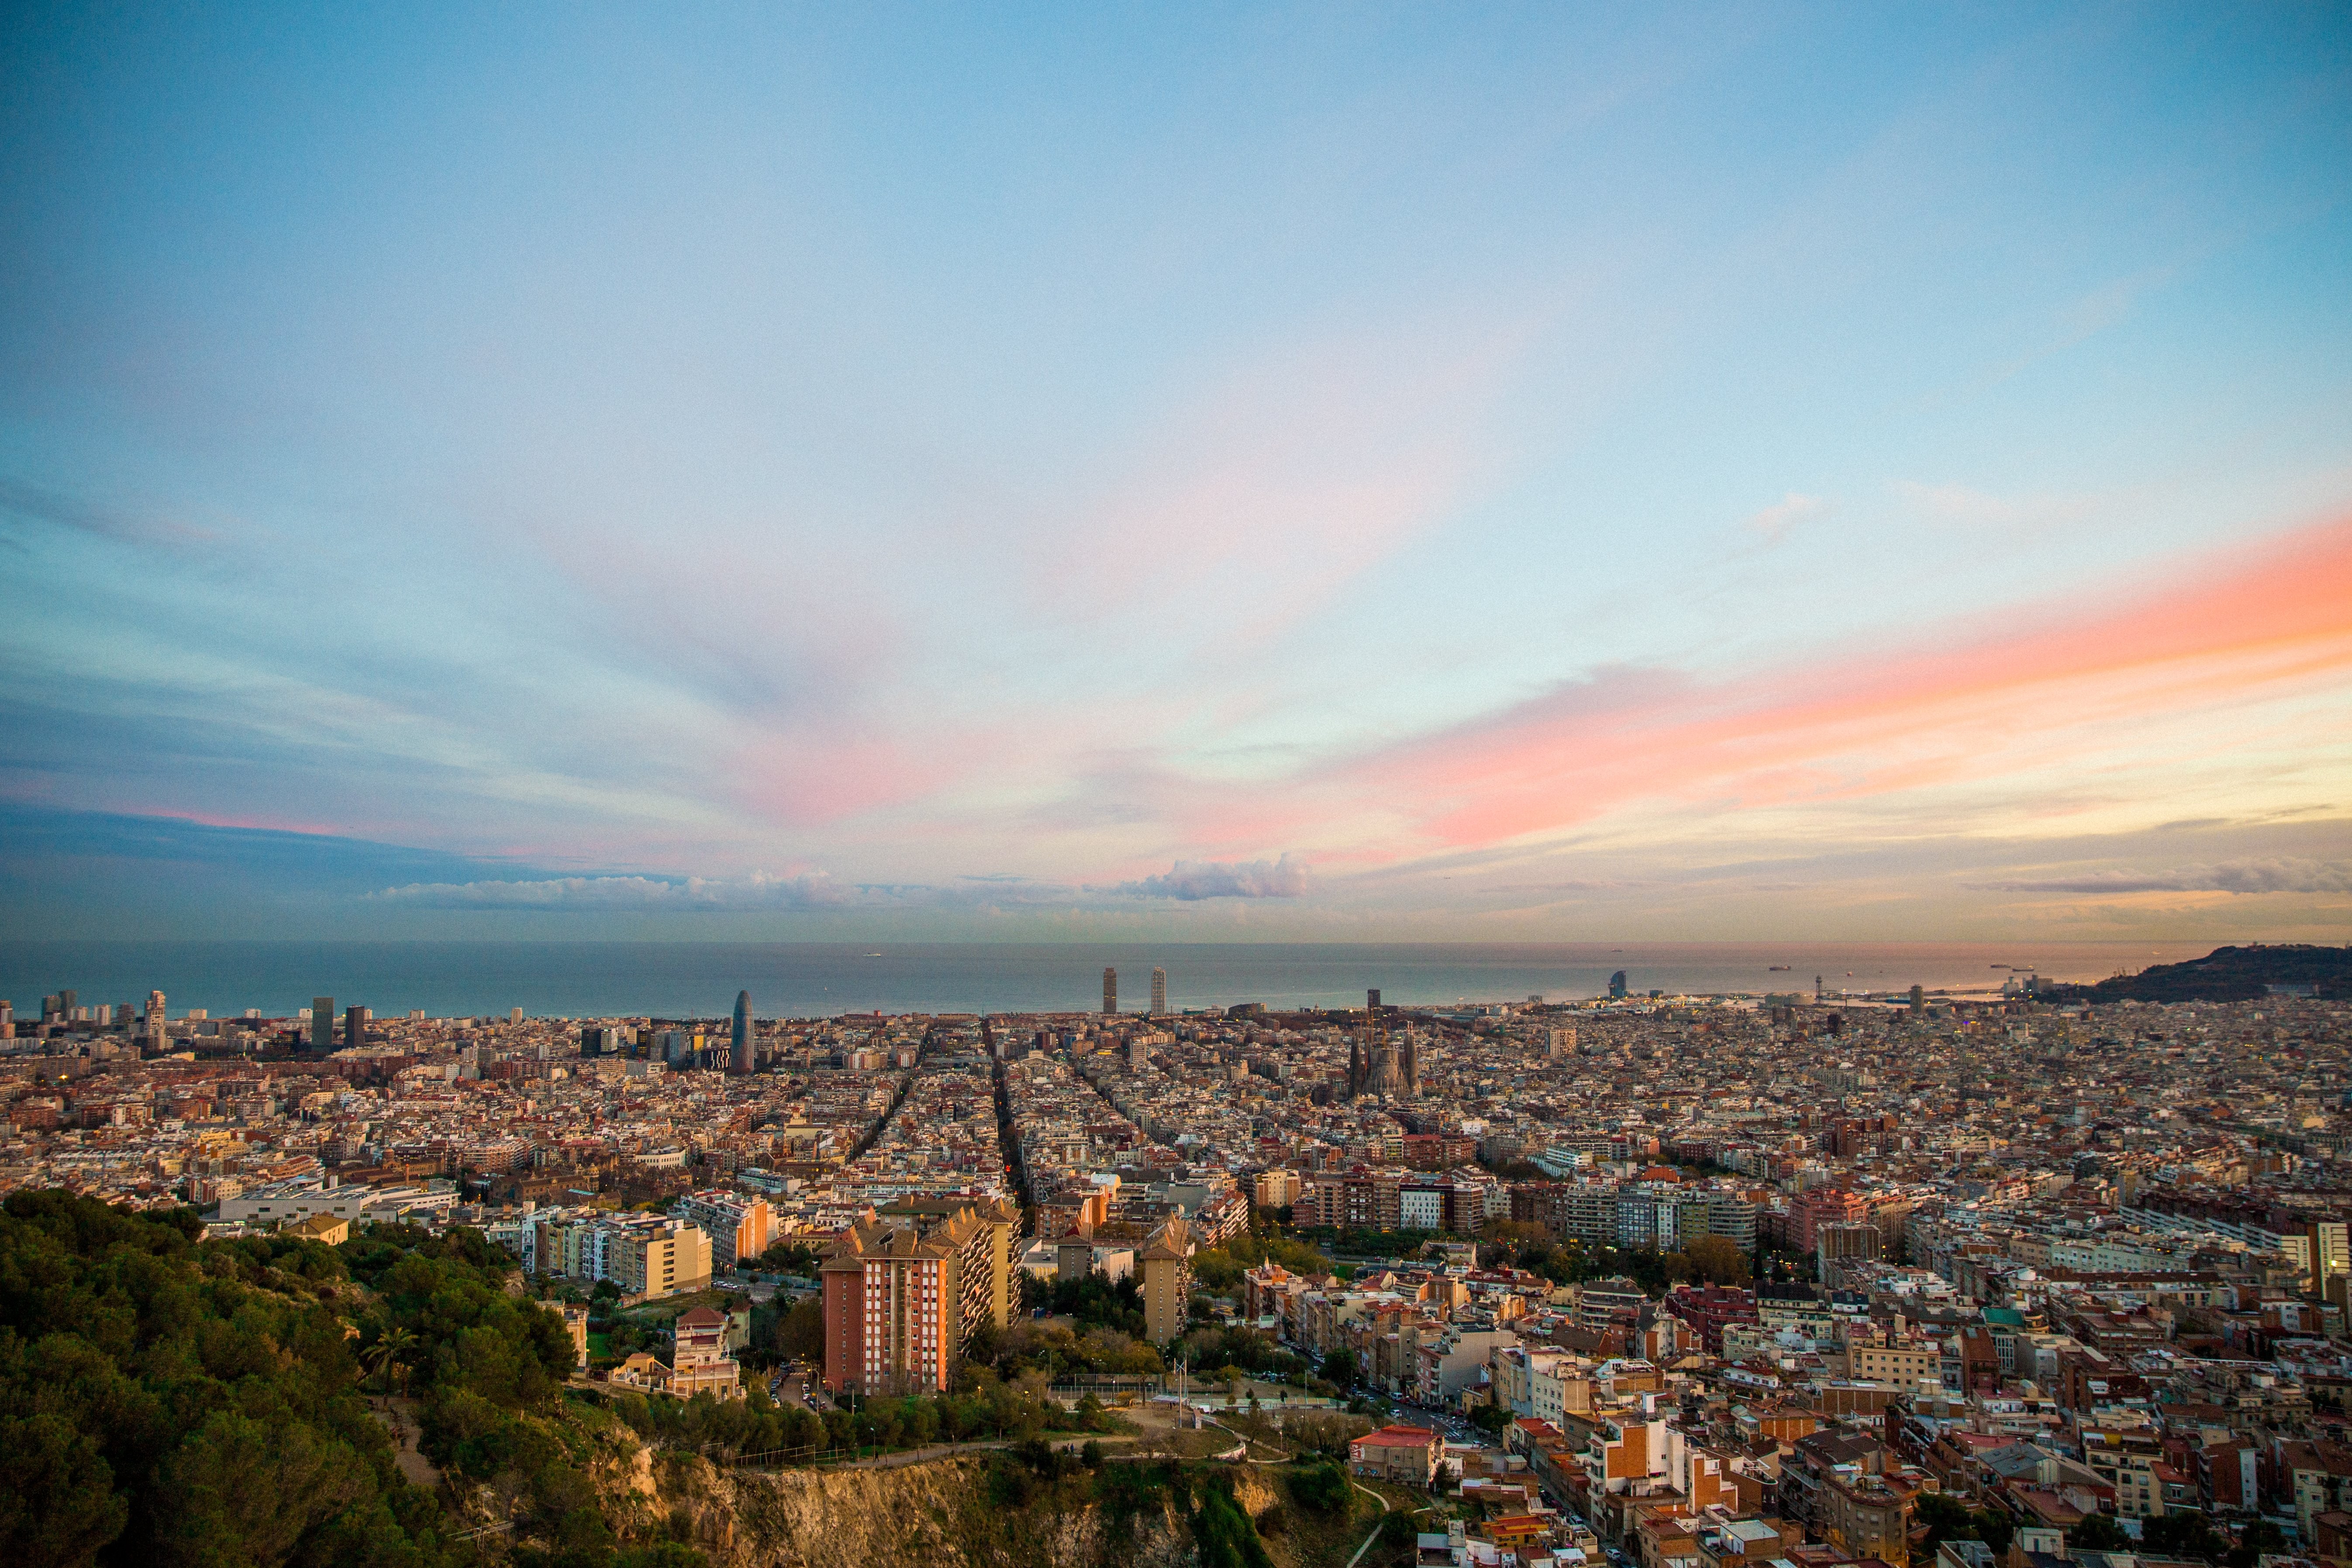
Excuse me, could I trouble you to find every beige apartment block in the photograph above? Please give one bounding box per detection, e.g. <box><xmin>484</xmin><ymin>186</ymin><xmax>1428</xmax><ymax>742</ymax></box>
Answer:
<box><xmin>612</xmin><ymin>1221</ymin><xmax>712</xmax><ymax>1300</ymax></box>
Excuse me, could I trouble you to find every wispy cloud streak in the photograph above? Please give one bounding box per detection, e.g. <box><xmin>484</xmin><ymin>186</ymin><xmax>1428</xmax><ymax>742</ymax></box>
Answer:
<box><xmin>1325</xmin><ymin>514</ymin><xmax>2352</xmax><ymax>849</ymax></box>
<box><xmin>1974</xmin><ymin>859</ymin><xmax>2352</xmax><ymax>896</ymax></box>
<box><xmin>373</xmin><ymin>872</ymin><xmax>862</xmax><ymax>910</ymax></box>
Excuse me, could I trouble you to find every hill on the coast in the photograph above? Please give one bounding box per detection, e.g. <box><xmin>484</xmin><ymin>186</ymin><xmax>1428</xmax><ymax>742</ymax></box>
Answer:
<box><xmin>2040</xmin><ymin>944</ymin><xmax>2352</xmax><ymax>1004</ymax></box>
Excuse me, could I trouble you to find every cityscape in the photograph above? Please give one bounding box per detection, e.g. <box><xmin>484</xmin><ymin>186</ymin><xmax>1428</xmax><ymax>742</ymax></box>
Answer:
<box><xmin>3</xmin><ymin>6</ymin><xmax>2349</xmax><ymax>1568</ymax></box>
<box><xmin>8</xmin><ymin>953</ymin><xmax>2352</xmax><ymax>1566</ymax></box>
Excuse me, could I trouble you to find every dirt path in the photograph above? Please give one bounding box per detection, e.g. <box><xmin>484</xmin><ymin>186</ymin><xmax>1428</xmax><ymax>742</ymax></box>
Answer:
<box><xmin>370</xmin><ymin>1396</ymin><xmax>442</xmax><ymax>1490</ymax></box>
<box><xmin>841</xmin><ymin>1440</ymin><xmax>1008</xmax><ymax>1470</ymax></box>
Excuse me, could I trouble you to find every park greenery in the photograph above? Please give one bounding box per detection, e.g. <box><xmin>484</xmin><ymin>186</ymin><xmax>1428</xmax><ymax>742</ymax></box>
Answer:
<box><xmin>1030</xmin><ymin>1264</ymin><xmax>1155</xmax><ymax>1338</ymax></box>
<box><xmin>0</xmin><ymin>1190</ymin><xmax>563</xmax><ymax>1568</ymax></box>
<box><xmin>619</xmin><ymin>1365</ymin><xmax>1120</xmax><ymax>1465</ymax></box>
<box><xmin>1473</xmin><ymin>1220</ymin><xmax>1751</xmax><ymax>1290</ymax></box>
<box><xmin>749</xmin><ymin>1238</ymin><xmax>825</xmax><ymax>1277</ymax></box>
<box><xmin>1190</xmin><ymin>1229</ymin><xmax>1341</xmax><ymax>1290</ymax></box>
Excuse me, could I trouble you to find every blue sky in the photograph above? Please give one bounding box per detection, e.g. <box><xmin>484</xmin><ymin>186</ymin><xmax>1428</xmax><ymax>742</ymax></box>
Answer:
<box><xmin>3</xmin><ymin>3</ymin><xmax>2349</xmax><ymax>941</ymax></box>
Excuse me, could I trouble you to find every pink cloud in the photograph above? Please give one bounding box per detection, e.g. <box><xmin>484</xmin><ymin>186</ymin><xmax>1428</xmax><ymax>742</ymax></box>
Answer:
<box><xmin>1317</xmin><ymin>511</ymin><xmax>2352</xmax><ymax>850</ymax></box>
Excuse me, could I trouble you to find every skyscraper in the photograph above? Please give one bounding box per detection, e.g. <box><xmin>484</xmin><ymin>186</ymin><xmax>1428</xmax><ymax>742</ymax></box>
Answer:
<box><xmin>1607</xmin><ymin>970</ymin><xmax>1628</xmax><ymax>1000</ymax></box>
<box><xmin>1149</xmin><ymin>967</ymin><xmax>1166</xmax><ymax>1016</ymax></box>
<box><xmin>145</xmin><ymin>990</ymin><xmax>166</xmax><ymax>1044</ymax></box>
<box><xmin>1102</xmin><ymin>968</ymin><xmax>1117</xmax><ymax>1014</ymax></box>
<box><xmin>343</xmin><ymin>1004</ymin><xmax>369</xmax><ymax>1051</ymax></box>
<box><xmin>312</xmin><ymin>997</ymin><xmax>335</xmax><ymax>1052</ymax></box>
<box><xmin>731</xmin><ymin>990</ymin><xmax>754</xmax><ymax>1075</ymax></box>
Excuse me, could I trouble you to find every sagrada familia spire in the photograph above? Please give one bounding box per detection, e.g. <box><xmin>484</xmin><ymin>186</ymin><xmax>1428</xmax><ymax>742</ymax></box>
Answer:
<box><xmin>1346</xmin><ymin>986</ymin><xmax>1416</xmax><ymax>1100</ymax></box>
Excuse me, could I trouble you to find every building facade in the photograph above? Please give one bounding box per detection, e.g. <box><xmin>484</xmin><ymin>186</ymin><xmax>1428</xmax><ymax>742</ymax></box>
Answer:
<box><xmin>675</xmin><ymin>1189</ymin><xmax>774</xmax><ymax>1268</ymax></box>
<box><xmin>1139</xmin><ymin>1215</ymin><xmax>1194</xmax><ymax>1344</ymax></box>
<box><xmin>1351</xmin><ymin>1424</ymin><xmax>1444</xmax><ymax>1484</ymax></box>
<box><xmin>668</xmin><ymin>1305</ymin><xmax>744</xmax><ymax>1399</ymax></box>
<box><xmin>819</xmin><ymin>1195</ymin><xmax>1018</xmax><ymax>1394</ymax></box>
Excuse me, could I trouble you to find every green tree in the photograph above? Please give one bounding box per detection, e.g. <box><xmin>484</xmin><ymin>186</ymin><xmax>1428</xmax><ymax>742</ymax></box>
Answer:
<box><xmin>0</xmin><ymin>1412</ymin><xmax>129</xmax><ymax>1567</ymax></box>
<box><xmin>616</xmin><ymin>1546</ymin><xmax>710</xmax><ymax>1568</ymax></box>
<box><xmin>1681</xmin><ymin>1235</ymin><xmax>1750</xmax><ymax>1285</ymax></box>
<box><xmin>1319</xmin><ymin>1349</ymin><xmax>1359</xmax><ymax>1388</ymax></box>
<box><xmin>756</xmin><ymin>1240</ymin><xmax>824</xmax><ymax>1276</ymax></box>
<box><xmin>2070</xmin><ymin>1513</ymin><xmax>2128</xmax><ymax>1551</ymax></box>
<box><xmin>1287</xmin><ymin>1462</ymin><xmax>1350</xmax><ymax>1512</ymax></box>
<box><xmin>362</xmin><ymin>1325</ymin><xmax>420</xmax><ymax>1395</ymax></box>
<box><xmin>2140</xmin><ymin>1514</ymin><xmax>2224</xmax><ymax>1560</ymax></box>
<box><xmin>1913</xmin><ymin>1491</ymin><xmax>1978</xmax><ymax>1559</ymax></box>
<box><xmin>1192</xmin><ymin>1249</ymin><xmax>1245</xmax><ymax>1290</ymax></box>
<box><xmin>776</xmin><ymin>1299</ymin><xmax>825</xmax><ymax>1363</ymax></box>
<box><xmin>154</xmin><ymin>1408</ymin><xmax>375</xmax><ymax>1568</ymax></box>
<box><xmin>1973</xmin><ymin>1507</ymin><xmax>2014</xmax><ymax>1555</ymax></box>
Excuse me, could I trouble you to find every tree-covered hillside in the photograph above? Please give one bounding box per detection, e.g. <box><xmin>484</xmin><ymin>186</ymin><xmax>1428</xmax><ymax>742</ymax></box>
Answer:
<box><xmin>0</xmin><ymin>1192</ymin><xmax>1384</xmax><ymax>1568</ymax></box>
<box><xmin>0</xmin><ymin>1191</ymin><xmax>586</xmax><ymax>1568</ymax></box>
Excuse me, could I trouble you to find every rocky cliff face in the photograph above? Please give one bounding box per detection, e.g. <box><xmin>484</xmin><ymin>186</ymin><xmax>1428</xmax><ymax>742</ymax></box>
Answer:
<box><xmin>632</xmin><ymin>1453</ymin><xmax>1269</xmax><ymax>1568</ymax></box>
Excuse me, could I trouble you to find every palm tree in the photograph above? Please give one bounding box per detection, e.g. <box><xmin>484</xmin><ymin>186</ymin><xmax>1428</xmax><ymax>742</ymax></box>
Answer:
<box><xmin>359</xmin><ymin>1334</ymin><xmax>394</xmax><ymax>1391</ymax></box>
<box><xmin>364</xmin><ymin>1327</ymin><xmax>420</xmax><ymax>1398</ymax></box>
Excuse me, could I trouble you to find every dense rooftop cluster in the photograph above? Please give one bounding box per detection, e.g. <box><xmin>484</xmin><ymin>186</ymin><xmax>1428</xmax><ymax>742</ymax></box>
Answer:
<box><xmin>8</xmin><ymin>978</ymin><xmax>2352</xmax><ymax>1564</ymax></box>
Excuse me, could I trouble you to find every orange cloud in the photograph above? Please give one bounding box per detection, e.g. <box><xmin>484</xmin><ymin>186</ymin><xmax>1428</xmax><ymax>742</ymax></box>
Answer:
<box><xmin>1336</xmin><ymin>512</ymin><xmax>2352</xmax><ymax>848</ymax></box>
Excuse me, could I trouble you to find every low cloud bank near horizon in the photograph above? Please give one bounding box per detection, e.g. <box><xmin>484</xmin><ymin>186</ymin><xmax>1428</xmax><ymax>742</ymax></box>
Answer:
<box><xmin>1112</xmin><ymin>855</ymin><xmax>1310</xmax><ymax>901</ymax></box>
<box><xmin>370</xmin><ymin>871</ymin><xmax>865</xmax><ymax>910</ymax></box>
<box><xmin>7</xmin><ymin>797</ymin><xmax>2349</xmax><ymax>943</ymax></box>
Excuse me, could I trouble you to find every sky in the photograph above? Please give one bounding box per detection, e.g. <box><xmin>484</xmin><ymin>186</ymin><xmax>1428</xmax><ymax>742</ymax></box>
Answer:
<box><xmin>2</xmin><ymin>3</ymin><xmax>2349</xmax><ymax>944</ymax></box>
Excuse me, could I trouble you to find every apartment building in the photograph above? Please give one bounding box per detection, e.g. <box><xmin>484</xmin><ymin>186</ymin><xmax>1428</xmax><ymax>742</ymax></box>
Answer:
<box><xmin>1846</xmin><ymin>1335</ymin><xmax>1942</xmax><ymax>1389</ymax></box>
<box><xmin>1414</xmin><ymin>1327</ymin><xmax>1519</xmax><ymax>1405</ymax></box>
<box><xmin>1254</xmin><ymin>1168</ymin><xmax>1302</xmax><ymax>1209</ymax></box>
<box><xmin>488</xmin><ymin>1206</ymin><xmax>714</xmax><ymax>1302</ymax></box>
<box><xmin>607</xmin><ymin>1220</ymin><xmax>712</xmax><ymax>1299</ymax></box>
<box><xmin>1586</xmin><ymin>1408</ymin><xmax>1679</xmax><ymax>1499</ymax></box>
<box><xmin>819</xmin><ymin>1195</ymin><xmax>1019</xmax><ymax>1395</ymax></box>
<box><xmin>1819</xmin><ymin>1468</ymin><xmax>1923</xmax><ymax>1567</ymax></box>
<box><xmin>2079</xmin><ymin>1426</ymin><xmax>2168</xmax><ymax>1520</ymax></box>
<box><xmin>673</xmin><ymin>1189</ymin><xmax>774</xmax><ymax>1268</ymax></box>
<box><xmin>1138</xmin><ymin>1215</ymin><xmax>1194</xmax><ymax>1344</ymax></box>
<box><xmin>1493</xmin><ymin>1344</ymin><xmax>1586</xmax><ymax>1423</ymax></box>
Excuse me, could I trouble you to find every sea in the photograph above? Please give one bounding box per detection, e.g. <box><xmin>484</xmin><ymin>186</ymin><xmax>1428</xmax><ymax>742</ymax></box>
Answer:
<box><xmin>0</xmin><ymin>940</ymin><xmax>2214</xmax><ymax>1022</ymax></box>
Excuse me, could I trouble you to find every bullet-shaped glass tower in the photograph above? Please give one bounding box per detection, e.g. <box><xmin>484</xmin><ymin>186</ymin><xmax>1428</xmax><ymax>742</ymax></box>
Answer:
<box><xmin>731</xmin><ymin>989</ymin><xmax>754</xmax><ymax>1074</ymax></box>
